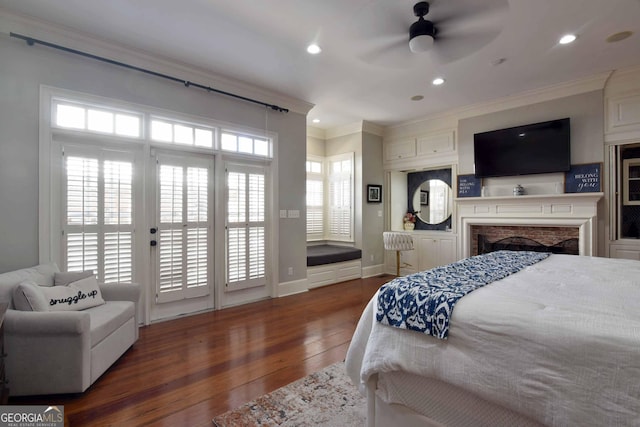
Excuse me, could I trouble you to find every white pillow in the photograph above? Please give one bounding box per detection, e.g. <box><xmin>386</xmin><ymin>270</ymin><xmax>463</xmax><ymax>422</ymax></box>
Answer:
<box><xmin>54</xmin><ymin>270</ymin><xmax>94</xmax><ymax>286</ymax></box>
<box><xmin>13</xmin><ymin>276</ymin><xmax>105</xmax><ymax>311</ymax></box>
<box><xmin>13</xmin><ymin>280</ymin><xmax>49</xmax><ymax>311</ymax></box>
<box><xmin>48</xmin><ymin>276</ymin><xmax>105</xmax><ymax>311</ymax></box>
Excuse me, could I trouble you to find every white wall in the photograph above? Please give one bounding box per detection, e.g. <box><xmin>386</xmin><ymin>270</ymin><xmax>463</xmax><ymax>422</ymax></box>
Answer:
<box><xmin>0</xmin><ymin>32</ymin><xmax>309</xmax><ymax>286</ymax></box>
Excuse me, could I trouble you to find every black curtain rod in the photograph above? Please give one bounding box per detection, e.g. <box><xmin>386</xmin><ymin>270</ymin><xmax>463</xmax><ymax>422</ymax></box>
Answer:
<box><xmin>10</xmin><ymin>32</ymin><xmax>289</xmax><ymax>113</ymax></box>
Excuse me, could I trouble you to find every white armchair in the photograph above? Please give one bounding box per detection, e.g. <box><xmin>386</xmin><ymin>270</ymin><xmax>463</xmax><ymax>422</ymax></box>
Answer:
<box><xmin>0</xmin><ymin>263</ymin><xmax>140</xmax><ymax>396</ymax></box>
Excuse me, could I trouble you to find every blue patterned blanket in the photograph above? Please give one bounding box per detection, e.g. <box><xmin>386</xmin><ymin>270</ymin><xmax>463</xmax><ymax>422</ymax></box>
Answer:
<box><xmin>376</xmin><ymin>251</ymin><xmax>550</xmax><ymax>339</ymax></box>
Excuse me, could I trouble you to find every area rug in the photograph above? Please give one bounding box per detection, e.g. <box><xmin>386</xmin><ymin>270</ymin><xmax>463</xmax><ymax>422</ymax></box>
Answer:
<box><xmin>212</xmin><ymin>362</ymin><xmax>366</xmax><ymax>426</ymax></box>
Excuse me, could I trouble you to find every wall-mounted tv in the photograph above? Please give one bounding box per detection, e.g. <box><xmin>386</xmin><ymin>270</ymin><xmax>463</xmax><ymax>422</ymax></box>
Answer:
<box><xmin>473</xmin><ymin>118</ymin><xmax>571</xmax><ymax>178</ymax></box>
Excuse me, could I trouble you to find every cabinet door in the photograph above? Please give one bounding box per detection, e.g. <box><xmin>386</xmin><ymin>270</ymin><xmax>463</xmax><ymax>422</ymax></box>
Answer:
<box><xmin>438</xmin><ymin>237</ymin><xmax>457</xmax><ymax>265</ymax></box>
<box><xmin>418</xmin><ymin>238</ymin><xmax>439</xmax><ymax>271</ymax></box>
<box><xmin>416</xmin><ymin>131</ymin><xmax>455</xmax><ymax>156</ymax></box>
<box><xmin>610</xmin><ymin>243</ymin><xmax>640</xmax><ymax>261</ymax></box>
<box><xmin>417</xmin><ymin>236</ymin><xmax>457</xmax><ymax>271</ymax></box>
<box><xmin>385</xmin><ymin>139</ymin><xmax>416</xmax><ymax>161</ymax></box>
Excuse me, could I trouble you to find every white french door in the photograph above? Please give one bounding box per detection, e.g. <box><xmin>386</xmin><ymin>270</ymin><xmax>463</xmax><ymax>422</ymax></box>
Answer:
<box><xmin>225</xmin><ymin>163</ymin><xmax>267</xmax><ymax>291</ymax></box>
<box><xmin>154</xmin><ymin>153</ymin><xmax>213</xmax><ymax>303</ymax></box>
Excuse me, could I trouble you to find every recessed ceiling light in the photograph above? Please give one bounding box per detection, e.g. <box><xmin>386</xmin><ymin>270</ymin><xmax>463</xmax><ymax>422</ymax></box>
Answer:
<box><xmin>312</xmin><ymin>118</ymin><xmax>320</xmax><ymax>123</ymax></box>
<box><xmin>432</xmin><ymin>77</ymin><xmax>445</xmax><ymax>86</ymax></box>
<box><xmin>411</xmin><ymin>95</ymin><xmax>424</xmax><ymax>101</ymax></box>
<box><xmin>606</xmin><ymin>31</ymin><xmax>633</xmax><ymax>43</ymax></box>
<box><xmin>559</xmin><ymin>34</ymin><xmax>577</xmax><ymax>45</ymax></box>
<box><xmin>306</xmin><ymin>44</ymin><xmax>322</xmax><ymax>54</ymax></box>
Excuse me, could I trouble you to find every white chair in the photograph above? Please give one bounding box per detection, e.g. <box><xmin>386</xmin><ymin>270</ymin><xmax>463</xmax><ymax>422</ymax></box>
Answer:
<box><xmin>383</xmin><ymin>232</ymin><xmax>414</xmax><ymax>277</ymax></box>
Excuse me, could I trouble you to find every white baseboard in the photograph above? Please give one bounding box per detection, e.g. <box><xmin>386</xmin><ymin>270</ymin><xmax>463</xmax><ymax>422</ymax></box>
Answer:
<box><xmin>276</xmin><ymin>278</ymin><xmax>308</xmax><ymax>297</ymax></box>
<box><xmin>362</xmin><ymin>264</ymin><xmax>385</xmax><ymax>278</ymax></box>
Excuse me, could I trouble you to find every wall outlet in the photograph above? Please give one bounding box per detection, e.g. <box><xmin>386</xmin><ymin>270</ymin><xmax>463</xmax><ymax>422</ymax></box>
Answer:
<box><xmin>370</xmin><ymin>254</ymin><xmax>374</xmax><ymax>262</ymax></box>
<box><xmin>287</xmin><ymin>267</ymin><xmax>293</xmax><ymax>275</ymax></box>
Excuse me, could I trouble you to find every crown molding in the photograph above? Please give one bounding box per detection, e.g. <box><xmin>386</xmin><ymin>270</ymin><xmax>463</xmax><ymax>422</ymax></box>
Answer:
<box><xmin>322</xmin><ymin>120</ymin><xmax>384</xmax><ymax>140</ymax></box>
<box><xmin>0</xmin><ymin>9</ymin><xmax>314</xmax><ymax>116</ymax></box>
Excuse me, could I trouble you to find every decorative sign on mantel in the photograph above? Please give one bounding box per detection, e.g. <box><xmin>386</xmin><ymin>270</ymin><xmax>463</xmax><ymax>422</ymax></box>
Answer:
<box><xmin>457</xmin><ymin>174</ymin><xmax>482</xmax><ymax>197</ymax></box>
<box><xmin>565</xmin><ymin>163</ymin><xmax>601</xmax><ymax>193</ymax></box>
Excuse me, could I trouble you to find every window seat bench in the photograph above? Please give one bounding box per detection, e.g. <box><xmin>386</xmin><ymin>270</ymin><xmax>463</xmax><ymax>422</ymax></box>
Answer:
<box><xmin>307</xmin><ymin>245</ymin><xmax>362</xmax><ymax>288</ymax></box>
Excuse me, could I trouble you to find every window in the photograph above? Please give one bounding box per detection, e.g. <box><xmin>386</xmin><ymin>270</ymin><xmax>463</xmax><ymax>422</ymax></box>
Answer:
<box><xmin>54</xmin><ymin>101</ymin><xmax>141</xmax><ymax>138</ymax></box>
<box><xmin>64</xmin><ymin>149</ymin><xmax>134</xmax><ymax>283</ymax></box>
<box><xmin>306</xmin><ymin>158</ymin><xmax>324</xmax><ymax>240</ymax></box>
<box><xmin>305</xmin><ymin>153</ymin><xmax>354</xmax><ymax>242</ymax></box>
<box><xmin>221</xmin><ymin>131</ymin><xmax>271</xmax><ymax>157</ymax></box>
<box><xmin>150</xmin><ymin>118</ymin><xmax>214</xmax><ymax>148</ymax></box>
<box><xmin>327</xmin><ymin>153</ymin><xmax>354</xmax><ymax>241</ymax></box>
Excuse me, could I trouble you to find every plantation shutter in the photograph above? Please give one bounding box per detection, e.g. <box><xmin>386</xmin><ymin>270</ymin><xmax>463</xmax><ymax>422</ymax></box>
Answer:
<box><xmin>327</xmin><ymin>153</ymin><xmax>354</xmax><ymax>241</ymax></box>
<box><xmin>63</xmin><ymin>148</ymin><xmax>134</xmax><ymax>282</ymax></box>
<box><xmin>306</xmin><ymin>159</ymin><xmax>324</xmax><ymax>240</ymax></box>
<box><xmin>156</xmin><ymin>154</ymin><xmax>211</xmax><ymax>303</ymax></box>
<box><xmin>226</xmin><ymin>164</ymin><xmax>267</xmax><ymax>291</ymax></box>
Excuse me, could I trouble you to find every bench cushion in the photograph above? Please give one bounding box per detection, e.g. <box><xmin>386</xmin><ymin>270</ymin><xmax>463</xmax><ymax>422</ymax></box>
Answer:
<box><xmin>307</xmin><ymin>245</ymin><xmax>362</xmax><ymax>266</ymax></box>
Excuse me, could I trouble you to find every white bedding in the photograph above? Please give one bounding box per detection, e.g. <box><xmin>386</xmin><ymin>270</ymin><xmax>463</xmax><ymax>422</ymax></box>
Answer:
<box><xmin>346</xmin><ymin>254</ymin><xmax>640</xmax><ymax>426</ymax></box>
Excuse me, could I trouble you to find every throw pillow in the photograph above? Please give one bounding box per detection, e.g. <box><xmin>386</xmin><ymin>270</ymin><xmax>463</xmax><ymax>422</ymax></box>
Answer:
<box><xmin>13</xmin><ymin>280</ymin><xmax>50</xmax><ymax>311</ymax></box>
<box><xmin>12</xmin><ymin>276</ymin><xmax>106</xmax><ymax>312</ymax></box>
<box><xmin>54</xmin><ymin>270</ymin><xmax>94</xmax><ymax>286</ymax></box>
<box><xmin>48</xmin><ymin>276</ymin><xmax>105</xmax><ymax>311</ymax></box>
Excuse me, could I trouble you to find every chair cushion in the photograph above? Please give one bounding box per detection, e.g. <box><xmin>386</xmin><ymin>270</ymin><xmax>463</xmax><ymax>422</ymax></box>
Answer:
<box><xmin>87</xmin><ymin>301</ymin><xmax>135</xmax><ymax>346</ymax></box>
<box><xmin>13</xmin><ymin>276</ymin><xmax>105</xmax><ymax>311</ymax></box>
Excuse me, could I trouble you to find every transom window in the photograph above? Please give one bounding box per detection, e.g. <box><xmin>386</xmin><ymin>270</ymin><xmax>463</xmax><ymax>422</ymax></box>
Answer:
<box><xmin>150</xmin><ymin>118</ymin><xmax>214</xmax><ymax>148</ymax></box>
<box><xmin>221</xmin><ymin>131</ymin><xmax>271</xmax><ymax>157</ymax></box>
<box><xmin>54</xmin><ymin>101</ymin><xmax>142</xmax><ymax>138</ymax></box>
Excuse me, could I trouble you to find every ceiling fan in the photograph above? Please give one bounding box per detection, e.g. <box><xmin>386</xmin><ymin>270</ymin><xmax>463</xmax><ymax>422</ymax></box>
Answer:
<box><xmin>354</xmin><ymin>0</ymin><xmax>509</xmax><ymax>67</ymax></box>
<box><xmin>409</xmin><ymin>2</ymin><xmax>437</xmax><ymax>53</ymax></box>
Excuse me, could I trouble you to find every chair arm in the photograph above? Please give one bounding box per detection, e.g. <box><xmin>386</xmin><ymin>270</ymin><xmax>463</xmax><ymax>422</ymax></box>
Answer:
<box><xmin>4</xmin><ymin>309</ymin><xmax>90</xmax><ymax>335</ymax></box>
<box><xmin>99</xmin><ymin>282</ymin><xmax>140</xmax><ymax>304</ymax></box>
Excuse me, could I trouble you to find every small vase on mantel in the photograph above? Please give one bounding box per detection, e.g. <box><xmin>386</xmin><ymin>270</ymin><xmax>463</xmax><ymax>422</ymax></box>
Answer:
<box><xmin>403</xmin><ymin>222</ymin><xmax>415</xmax><ymax>231</ymax></box>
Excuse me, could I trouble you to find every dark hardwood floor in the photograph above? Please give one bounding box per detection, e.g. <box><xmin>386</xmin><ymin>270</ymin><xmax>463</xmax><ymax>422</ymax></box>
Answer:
<box><xmin>10</xmin><ymin>275</ymin><xmax>391</xmax><ymax>426</ymax></box>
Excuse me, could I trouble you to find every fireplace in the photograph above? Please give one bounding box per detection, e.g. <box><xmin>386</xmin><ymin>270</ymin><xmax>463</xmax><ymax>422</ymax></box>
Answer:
<box><xmin>472</xmin><ymin>225</ymin><xmax>579</xmax><ymax>256</ymax></box>
<box><xmin>456</xmin><ymin>193</ymin><xmax>603</xmax><ymax>258</ymax></box>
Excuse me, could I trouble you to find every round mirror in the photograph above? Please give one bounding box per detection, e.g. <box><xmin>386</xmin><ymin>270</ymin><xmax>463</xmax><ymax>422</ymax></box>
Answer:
<box><xmin>412</xmin><ymin>179</ymin><xmax>453</xmax><ymax>224</ymax></box>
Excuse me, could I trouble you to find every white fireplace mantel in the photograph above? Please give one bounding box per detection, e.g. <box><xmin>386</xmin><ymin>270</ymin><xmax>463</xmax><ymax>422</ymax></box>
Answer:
<box><xmin>456</xmin><ymin>193</ymin><xmax>604</xmax><ymax>258</ymax></box>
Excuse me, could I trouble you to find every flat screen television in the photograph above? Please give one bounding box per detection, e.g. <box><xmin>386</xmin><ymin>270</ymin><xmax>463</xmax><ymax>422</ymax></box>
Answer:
<box><xmin>473</xmin><ymin>118</ymin><xmax>571</xmax><ymax>178</ymax></box>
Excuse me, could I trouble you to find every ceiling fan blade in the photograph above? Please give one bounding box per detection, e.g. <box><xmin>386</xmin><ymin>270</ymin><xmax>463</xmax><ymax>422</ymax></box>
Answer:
<box><xmin>431</xmin><ymin>2</ymin><xmax>509</xmax><ymax>63</ymax></box>
<box><xmin>359</xmin><ymin>37</ymin><xmax>416</xmax><ymax>68</ymax></box>
<box><xmin>348</xmin><ymin>0</ymin><xmax>416</xmax><ymax>68</ymax></box>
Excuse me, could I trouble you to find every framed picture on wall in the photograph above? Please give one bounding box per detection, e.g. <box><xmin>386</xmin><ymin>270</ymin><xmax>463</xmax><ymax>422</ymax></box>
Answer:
<box><xmin>420</xmin><ymin>190</ymin><xmax>429</xmax><ymax>205</ymax></box>
<box><xmin>367</xmin><ymin>184</ymin><xmax>382</xmax><ymax>203</ymax></box>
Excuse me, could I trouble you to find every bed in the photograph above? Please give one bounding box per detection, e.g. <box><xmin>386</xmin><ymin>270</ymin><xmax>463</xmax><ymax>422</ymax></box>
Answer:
<box><xmin>345</xmin><ymin>252</ymin><xmax>640</xmax><ymax>427</ymax></box>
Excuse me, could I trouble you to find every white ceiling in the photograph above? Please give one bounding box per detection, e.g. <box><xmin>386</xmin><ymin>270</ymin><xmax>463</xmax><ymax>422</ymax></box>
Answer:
<box><xmin>2</xmin><ymin>0</ymin><xmax>640</xmax><ymax>130</ymax></box>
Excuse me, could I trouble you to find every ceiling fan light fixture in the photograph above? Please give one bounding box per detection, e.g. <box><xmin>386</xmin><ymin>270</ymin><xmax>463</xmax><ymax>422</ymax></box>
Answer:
<box><xmin>409</xmin><ymin>2</ymin><xmax>436</xmax><ymax>53</ymax></box>
<box><xmin>410</xmin><ymin>33</ymin><xmax>434</xmax><ymax>53</ymax></box>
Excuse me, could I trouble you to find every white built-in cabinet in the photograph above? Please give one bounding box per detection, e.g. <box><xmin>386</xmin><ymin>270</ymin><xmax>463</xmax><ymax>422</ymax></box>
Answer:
<box><xmin>384</xmin><ymin>130</ymin><xmax>456</xmax><ymax>170</ymax></box>
<box><xmin>385</xmin><ymin>138</ymin><xmax>416</xmax><ymax>161</ymax></box>
<box><xmin>390</xmin><ymin>231</ymin><xmax>458</xmax><ymax>276</ymax></box>
<box><xmin>605</xmin><ymin>67</ymin><xmax>640</xmax><ymax>261</ymax></box>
